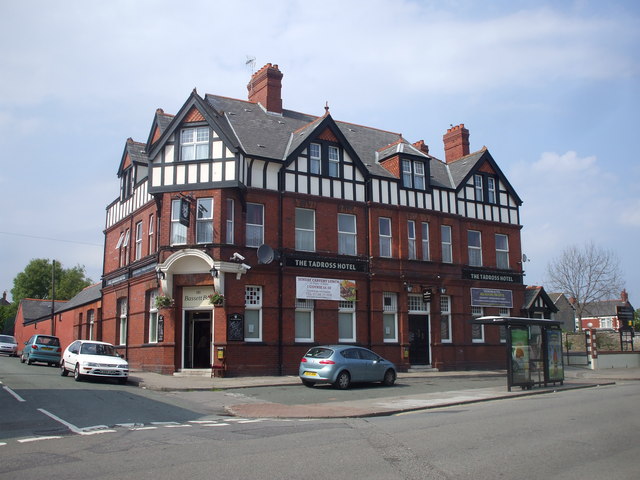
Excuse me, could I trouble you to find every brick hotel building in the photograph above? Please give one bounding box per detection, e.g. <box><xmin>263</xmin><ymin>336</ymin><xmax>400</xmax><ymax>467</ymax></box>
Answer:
<box><xmin>18</xmin><ymin>63</ymin><xmax>528</xmax><ymax>376</ymax></box>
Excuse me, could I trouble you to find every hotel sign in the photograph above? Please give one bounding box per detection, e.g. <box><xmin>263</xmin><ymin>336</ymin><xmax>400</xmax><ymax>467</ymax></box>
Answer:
<box><xmin>285</xmin><ymin>254</ymin><xmax>368</xmax><ymax>273</ymax></box>
<box><xmin>182</xmin><ymin>286</ymin><xmax>214</xmax><ymax>308</ymax></box>
<box><xmin>463</xmin><ymin>267</ymin><xmax>522</xmax><ymax>284</ymax></box>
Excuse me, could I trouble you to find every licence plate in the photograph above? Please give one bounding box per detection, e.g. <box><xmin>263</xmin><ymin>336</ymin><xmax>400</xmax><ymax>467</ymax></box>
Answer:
<box><xmin>41</xmin><ymin>347</ymin><xmax>53</xmax><ymax>351</ymax></box>
<box><xmin>303</xmin><ymin>371</ymin><xmax>318</xmax><ymax>377</ymax></box>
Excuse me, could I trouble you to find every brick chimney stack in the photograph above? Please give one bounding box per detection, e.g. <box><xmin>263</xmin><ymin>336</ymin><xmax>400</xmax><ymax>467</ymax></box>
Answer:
<box><xmin>621</xmin><ymin>289</ymin><xmax>629</xmax><ymax>303</ymax></box>
<box><xmin>443</xmin><ymin>124</ymin><xmax>470</xmax><ymax>163</ymax></box>
<box><xmin>412</xmin><ymin>139</ymin><xmax>429</xmax><ymax>155</ymax></box>
<box><xmin>247</xmin><ymin>63</ymin><xmax>283</xmax><ymax>114</ymax></box>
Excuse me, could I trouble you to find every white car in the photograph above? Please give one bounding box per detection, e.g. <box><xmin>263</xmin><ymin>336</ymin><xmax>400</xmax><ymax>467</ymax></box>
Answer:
<box><xmin>60</xmin><ymin>340</ymin><xmax>129</xmax><ymax>384</ymax></box>
<box><xmin>0</xmin><ymin>335</ymin><xmax>18</xmax><ymax>357</ymax></box>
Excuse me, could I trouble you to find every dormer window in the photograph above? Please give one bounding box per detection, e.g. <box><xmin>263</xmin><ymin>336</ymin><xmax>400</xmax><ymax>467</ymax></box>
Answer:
<box><xmin>487</xmin><ymin>177</ymin><xmax>497</xmax><ymax>204</ymax></box>
<box><xmin>307</xmin><ymin>142</ymin><xmax>341</xmax><ymax>178</ymax></box>
<box><xmin>402</xmin><ymin>159</ymin><xmax>426</xmax><ymax>190</ymax></box>
<box><xmin>181</xmin><ymin>127</ymin><xmax>209</xmax><ymax>160</ymax></box>
<box><xmin>474</xmin><ymin>173</ymin><xmax>498</xmax><ymax>204</ymax></box>
<box><xmin>474</xmin><ymin>174</ymin><xmax>483</xmax><ymax>201</ymax></box>
<box><xmin>328</xmin><ymin>146</ymin><xmax>340</xmax><ymax>177</ymax></box>
<box><xmin>120</xmin><ymin>167</ymin><xmax>134</xmax><ymax>200</ymax></box>
<box><xmin>309</xmin><ymin>143</ymin><xmax>321</xmax><ymax>174</ymax></box>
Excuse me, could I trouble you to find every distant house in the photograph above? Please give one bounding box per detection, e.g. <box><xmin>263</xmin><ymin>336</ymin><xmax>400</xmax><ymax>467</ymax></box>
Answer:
<box><xmin>547</xmin><ymin>292</ymin><xmax>576</xmax><ymax>332</ymax></box>
<box><xmin>579</xmin><ymin>289</ymin><xmax>634</xmax><ymax>331</ymax></box>
<box><xmin>523</xmin><ymin>286</ymin><xmax>558</xmax><ymax>320</ymax></box>
<box><xmin>13</xmin><ymin>298</ymin><xmax>67</xmax><ymax>351</ymax></box>
<box><xmin>13</xmin><ymin>284</ymin><xmax>102</xmax><ymax>353</ymax></box>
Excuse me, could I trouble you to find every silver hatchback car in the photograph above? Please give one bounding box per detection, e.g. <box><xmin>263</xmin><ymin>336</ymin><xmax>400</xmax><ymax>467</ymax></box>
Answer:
<box><xmin>299</xmin><ymin>345</ymin><xmax>397</xmax><ymax>389</ymax></box>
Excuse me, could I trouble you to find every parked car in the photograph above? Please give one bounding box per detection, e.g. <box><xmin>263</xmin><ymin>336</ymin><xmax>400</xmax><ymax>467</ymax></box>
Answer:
<box><xmin>299</xmin><ymin>345</ymin><xmax>397</xmax><ymax>389</ymax></box>
<box><xmin>0</xmin><ymin>335</ymin><xmax>18</xmax><ymax>357</ymax></box>
<box><xmin>20</xmin><ymin>334</ymin><xmax>61</xmax><ymax>366</ymax></box>
<box><xmin>60</xmin><ymin>340</ymin><xmax>129</xmax><ymax>384</ymax></box>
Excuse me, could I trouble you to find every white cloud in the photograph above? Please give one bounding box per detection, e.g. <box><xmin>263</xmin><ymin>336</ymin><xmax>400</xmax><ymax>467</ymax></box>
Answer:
<box><xmin>618</xmin><ymin>199</ymin><xmax>640</xmax><ymax>227</ymax></box>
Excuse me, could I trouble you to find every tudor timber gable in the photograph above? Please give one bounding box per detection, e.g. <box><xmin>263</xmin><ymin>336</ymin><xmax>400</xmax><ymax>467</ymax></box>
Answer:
<box><xmin>109</xmin><ymin>88</ymin><xmax>522</xmax><ymax>228</ymax></box>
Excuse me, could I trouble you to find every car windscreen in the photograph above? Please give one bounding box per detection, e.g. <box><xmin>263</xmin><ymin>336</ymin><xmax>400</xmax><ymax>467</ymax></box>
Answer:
<box><xmin>81</xmin><ymin>343</ymin><xmax>118</xmax><ymax>356</ymax></box>
<box><xmin>37</xmin><ymin>336</ymin><xmax>60</xmax><ymax>346</ymax></box>
<box><xmin>0</xmin><ymin>335</ymin><xmax>16</xmax><ymax>343</ymax></box>
<box><xmin>304</xmin><ymin>347</ymin><xmax>334</xmax><ymax>359</ymax></box>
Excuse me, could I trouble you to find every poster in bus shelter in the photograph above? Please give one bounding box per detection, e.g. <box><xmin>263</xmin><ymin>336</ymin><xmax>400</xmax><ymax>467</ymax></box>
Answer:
<box><xmin>546</xmin><ymin>329</ymin><xmax>564</xmax><ymax>382</ymax></box>
<box><xmin>510</xmin><ymin>327</ymin><xmax>531</xmax><ymax>384</ymax></box>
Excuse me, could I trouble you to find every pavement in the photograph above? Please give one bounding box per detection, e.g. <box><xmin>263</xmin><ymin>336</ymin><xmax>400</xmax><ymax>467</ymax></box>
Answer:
<box><xmin>127</xmin><ymin>367</ymin><xmax>640</xmax><ymax>419</ymax></box>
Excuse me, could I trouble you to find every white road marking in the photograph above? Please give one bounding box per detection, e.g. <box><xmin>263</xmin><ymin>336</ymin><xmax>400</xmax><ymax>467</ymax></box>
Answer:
<box><xmin>38</xmin><ymin>408</ymin><xmax>82</xmax><ymax>434</ymax></box>
<box><xmin>18</xmin><ymin>436</ymin><xmax>62</xmax><ymax>443</ymax></box>
<box><xmin>3</xmin><ymin>385</ymin><xmax>26</xmax><ymax>402</ymax></box>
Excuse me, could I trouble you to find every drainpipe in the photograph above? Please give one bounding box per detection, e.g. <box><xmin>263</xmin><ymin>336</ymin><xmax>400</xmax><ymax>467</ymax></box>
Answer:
<box><xmin>50</xmin><ymin>259</ymin><xmax>56</xmax><ymax>335</ymax></box>
<box><xmin>278</xmin><ymin>187</ymin><xmax>284</xmax><ymax>375</ymax></box>
<box><xmin>365</xmin><ymin>200</ymin><xmax>372</xmax><ymax>350</ymax></box>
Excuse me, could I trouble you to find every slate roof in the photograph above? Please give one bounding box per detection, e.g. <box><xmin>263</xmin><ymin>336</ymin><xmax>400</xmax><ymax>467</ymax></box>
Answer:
<box><xmin>127</xmin><ymin>140</ymin><xmax>148</xmax><ymax>166</ymax></box>
<box><xmin>19</xmin><ymin>284</ymin><xmax>101</xmax><ymax>325</ymax></box>
<box><xmin>582</xmin><ymin>299</ymin><xmax>634</xmax><ymax>318</ymax></box>
<box><xmin>205</xmin><ymin>94</ymin><xmax>431</xmax><ymax>181</ymax></box>
<box><xmin>524</xmin><ymin>286</ymin><xmax>559</xmax><ymax>312</ymax></box>
<box><xmin>55</xmin><ymin>283</ymin><xmax>101</xmax><ymax>313</ymax></box>
<box><xmin>136</xmin><ymin>90</ymin><xmax>522</xmax><ymax>200</ymax></box>
<box><xmin>19</xmin><ymin>299</ymin><xmax>67</xmax><ymax>324</ymax></box>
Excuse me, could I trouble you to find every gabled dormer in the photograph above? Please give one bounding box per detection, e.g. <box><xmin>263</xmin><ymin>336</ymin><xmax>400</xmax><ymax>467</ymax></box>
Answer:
<box><xmin>146</xmin><ymin>90</ymin><xmax>241</xmax><ymax>193</ymax></box>
<box><xmin>286</xmin><ymin>113</ymin><xmax>367</xmax><ymax>177</ymax></box>
<box><xmin>146</xmin><ymin>108</ymin><xmax>175</xmax><ymax>148</ymax></box>
<box><xmin>378</xmin><ymin>138</ymin><xmax>432</xmax><ymax>192</ymax></box>
<box><xmin>450</xmin><ymin>147</ymin><xmax>522</xmax><ymax>207</ymax></box>
<box><xmin>117</xmin><ymin>138</ymin><xmax>148</xmax><ymax>201</ymax></box>
<box><xmin>281</xmin><ymin>113</ymin><xmax>369</xmax><ymax>200</ymax></box>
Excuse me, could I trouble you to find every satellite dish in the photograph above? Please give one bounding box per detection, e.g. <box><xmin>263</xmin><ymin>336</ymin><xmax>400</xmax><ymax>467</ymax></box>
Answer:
<box><xmin>522</xmin><ymin>254</ymin><xmax>528</xmax><ymax>263</ymax></box>
<box><xmin>257</xmin><ymin>244</ymin><xmax>279</xmax><ymax>264</ymax></box>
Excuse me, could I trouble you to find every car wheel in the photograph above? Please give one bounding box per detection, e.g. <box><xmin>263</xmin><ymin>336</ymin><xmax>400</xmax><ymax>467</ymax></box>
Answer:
<box><xmin>334</xmin><ymin>371</ymin><xmax>351</xmax><ymax>390</ymax></box>
<box><xmin>27</xmin><ymin>356</ymin><xmax>33</xmax><ymax>365</ymax></box>
<box><xmin>301</xmin><ymin>379</ymin><xmax>315</xmax><ymax>388</ymax></box>
<box><xmin>74</xmin><ymin>364</ymin><xmax>84</xmax><ymax>382</ymax></box>
<box><xmin>20</xmin><ymin>353</ymin><xmax>26</xmax><ymax>364</ymax></box>
<box><xmin>382</xmin><ymin>369</ymin><xmax>396</xmax><ymax>386</ymax></box>
<box><xmin>60</xmin><ymin>361</ymin><xmax>68</xmax><ymax>376</ymax></box>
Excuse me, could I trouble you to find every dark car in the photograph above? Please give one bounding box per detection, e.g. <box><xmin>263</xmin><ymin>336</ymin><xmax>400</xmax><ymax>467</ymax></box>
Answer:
<box><xmin>299</xmin><ymin>345</ymin><xmax>397</xmax><ymax>389</ymax></box>
<box><xmin>20</xmin><ymin>334</ymin><xmax>62</xmax><ymax>366</ymax></box>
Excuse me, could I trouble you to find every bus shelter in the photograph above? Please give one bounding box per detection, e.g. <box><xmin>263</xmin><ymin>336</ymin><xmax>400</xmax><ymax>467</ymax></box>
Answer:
<box><xmin>472</xmin><ymin>316</ymin><xmax>565</xmax><ymax>391</ymax></box>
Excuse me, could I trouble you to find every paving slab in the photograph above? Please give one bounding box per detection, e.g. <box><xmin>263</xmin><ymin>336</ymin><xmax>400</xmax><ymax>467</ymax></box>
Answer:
<box><xmin>126</xmin><ymin>366</ymin><xmax>638</xmax><ymax>419</ymax></box>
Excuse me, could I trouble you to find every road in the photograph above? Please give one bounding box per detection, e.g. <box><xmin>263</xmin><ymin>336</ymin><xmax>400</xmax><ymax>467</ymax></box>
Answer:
<box><xmin>2</xmin><ymin>356</ymin><xmax>639</xmax><ymax>479</ymax></box>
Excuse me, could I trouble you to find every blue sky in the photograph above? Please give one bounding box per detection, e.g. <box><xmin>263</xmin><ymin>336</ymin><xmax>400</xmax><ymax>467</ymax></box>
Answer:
<box><xmin>1</xmin><ymin>0</ymin><xmax>638</xmax><ymax>304</ymax></box>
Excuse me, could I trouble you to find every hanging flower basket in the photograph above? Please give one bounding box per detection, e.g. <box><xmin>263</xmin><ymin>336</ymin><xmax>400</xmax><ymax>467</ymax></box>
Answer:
<box><xmin>208</xmin><ymin>292</ymin><xmax>225</xmax><ymax>306</ymax></box>
<box><xmin>155</xmin><ymin>294</ymin><xmax>174</xmax><ymax>309</ymax></box>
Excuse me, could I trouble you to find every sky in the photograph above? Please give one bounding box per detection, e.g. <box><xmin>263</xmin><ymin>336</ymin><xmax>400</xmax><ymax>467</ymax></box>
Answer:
<box><xmin>1</xmin><ymin>0</ymin><xmax>638</xmax><ymax>305</ymax></box>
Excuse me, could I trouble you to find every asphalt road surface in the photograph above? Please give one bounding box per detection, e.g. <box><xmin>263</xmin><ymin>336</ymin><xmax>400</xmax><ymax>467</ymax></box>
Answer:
<box><xmin>2</xmin><ymin>356</ymin><xmax>639</xmax><ymax>479</ymax></box>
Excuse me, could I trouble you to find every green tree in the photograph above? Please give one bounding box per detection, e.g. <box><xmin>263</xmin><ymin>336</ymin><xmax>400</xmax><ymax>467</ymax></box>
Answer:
<box><xmin>0</xmin><ymin>302</ymin><xmax>18</xmax><ymax>334</ymax></box>
<box><xmin>10</xmin><ymin>259</ymin><xmax>93</xmax><ymax>304</ymax></box>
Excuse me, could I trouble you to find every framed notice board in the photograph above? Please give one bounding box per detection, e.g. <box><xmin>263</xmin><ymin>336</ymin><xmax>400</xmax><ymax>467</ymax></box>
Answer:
<box><xmin>227</xmin><ymin>313</ymin><xmax>244</xmax><ymax>341</ymax></box>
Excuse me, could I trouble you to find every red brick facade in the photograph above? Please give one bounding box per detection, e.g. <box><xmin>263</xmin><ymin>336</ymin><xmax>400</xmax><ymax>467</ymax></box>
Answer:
<box><xmin>25</xmin><ymin>63</ymin><xmax>527</xmax><ymax>377</ymax></box>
